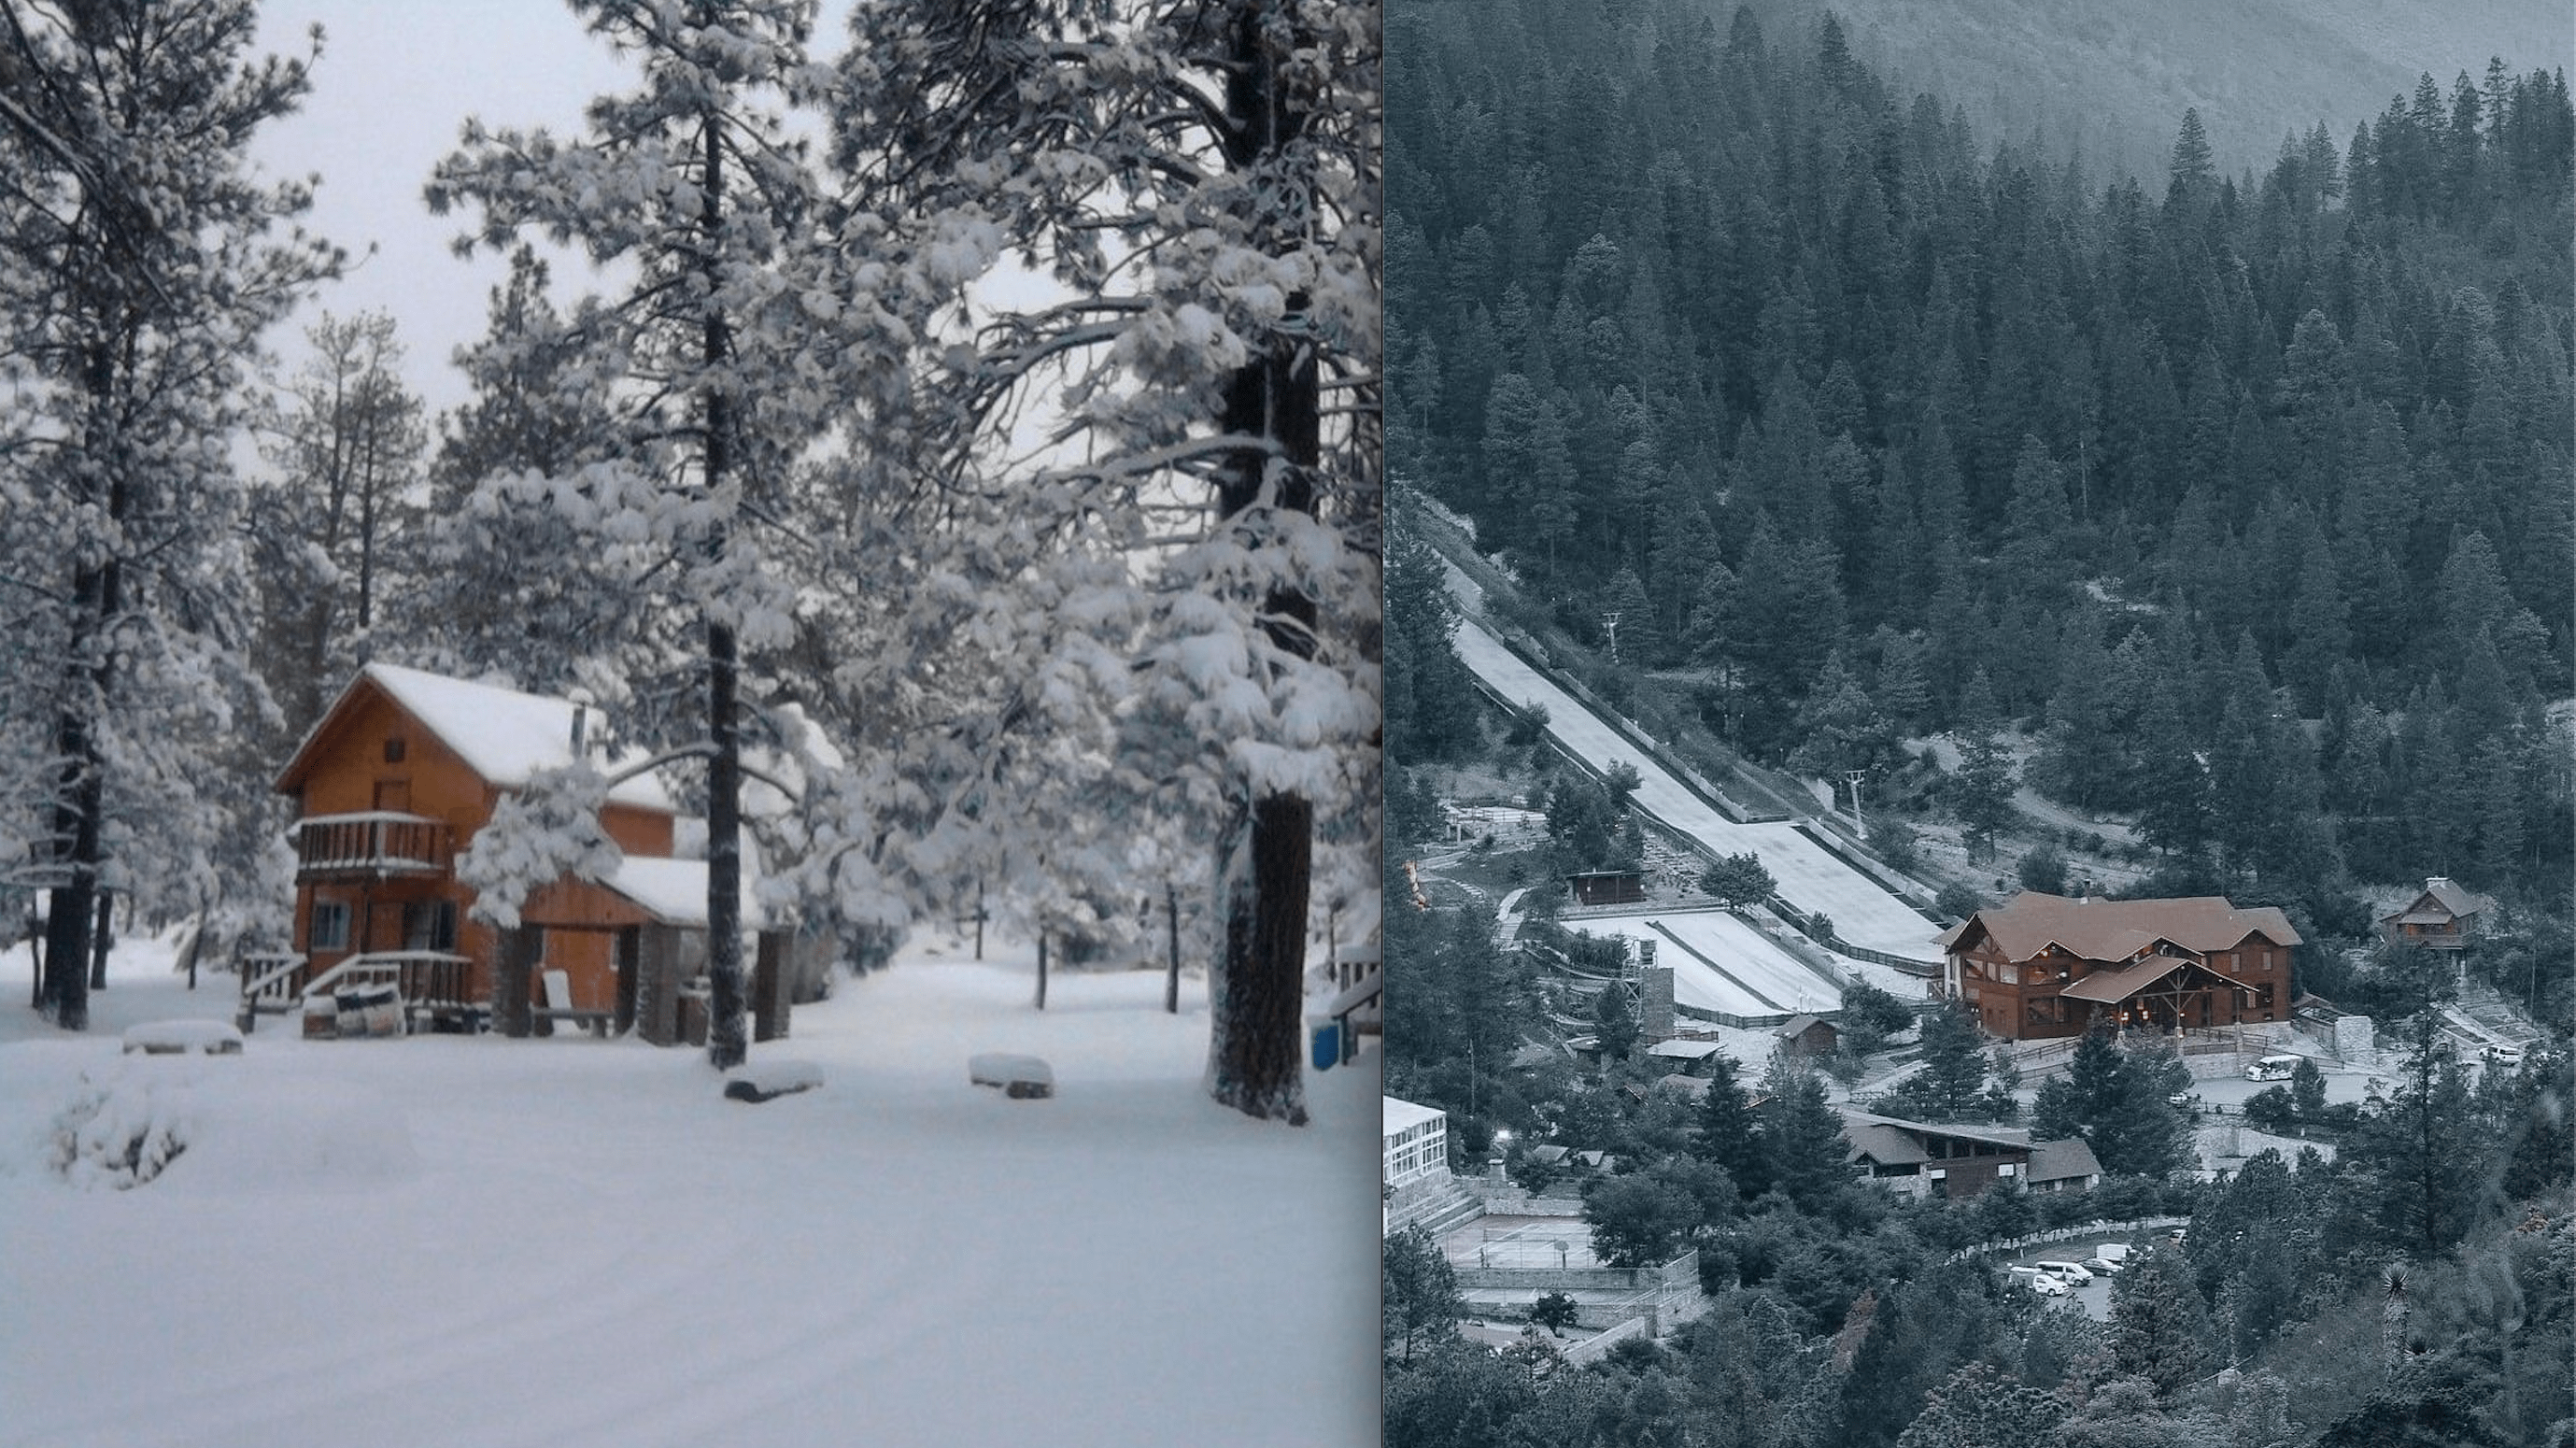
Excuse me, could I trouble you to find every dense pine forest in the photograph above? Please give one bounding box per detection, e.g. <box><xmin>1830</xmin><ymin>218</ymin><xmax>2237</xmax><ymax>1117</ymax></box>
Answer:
<box><xmin>1383</xmin><ymin>3</ymin><xmax>2574</xmax><ymax>1444</ymax></box>
<box><xmin>1386</xmin><ymin>0</ymin><xmax>2574</xmax><ymax>926</ymax></box>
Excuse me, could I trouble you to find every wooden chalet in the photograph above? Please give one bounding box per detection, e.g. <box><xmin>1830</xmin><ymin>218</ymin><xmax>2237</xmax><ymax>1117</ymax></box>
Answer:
<box><xmin>1775</xmin><ymin>1013</ymin><xmax>1840</xmax><ymax>1057</ymax></box>
<box><xmin>1937</xmin><ymin>891</ymin><xmax>2301</xmax><ymax>1041</ymax></box>
<box><xmin>1839</xmin><ymin>1109</ymin><xmax>2103</xmax><ymax>1200</ymax></box>
<box><xmin>253</xmin><ymin>663</ymin><xmax>794</xmax><ymax>1041</ymax></box>
<box><xmin>2380</xmin><ymin>876</ymin><xmax>2495</xmax><ymax>951</ymax></box>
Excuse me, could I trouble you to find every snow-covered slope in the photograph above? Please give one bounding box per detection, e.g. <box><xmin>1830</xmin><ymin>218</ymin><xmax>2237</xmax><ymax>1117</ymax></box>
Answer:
<box><xmin>0</xmin><ymin>933</ymin><xmax>1379</xmax><ymax>1448</ymax></box>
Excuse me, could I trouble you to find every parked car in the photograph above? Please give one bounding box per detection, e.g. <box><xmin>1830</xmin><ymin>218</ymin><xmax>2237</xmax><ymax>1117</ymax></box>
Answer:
<box><xmin>2082</xmin><ymin>1255</ymin><xmax>2125</xmax><ymax>1275</ymax></box>
<box><xmin>2244</xmin><ymin>1055</ymin><xmax>2300</xmax><ymax>1082</ymax></box>
<box><xmin>2009</xmin><ymin>1267</ymin><xmax>2071</xmax><ymax>1303</ymax></box>
<box><xmin>2486</xmin><ymin>1045</ymin><xmax>2526</xmax><ymax>1068</ymax></box>
<box><xmin>2034</xmin><ymin>1260</ymin><xmax>2093</xmax><ymax>1285</ymax></box>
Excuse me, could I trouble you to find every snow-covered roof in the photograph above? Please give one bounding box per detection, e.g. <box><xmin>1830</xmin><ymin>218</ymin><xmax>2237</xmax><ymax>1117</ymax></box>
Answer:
<box><xmin>1645</xmin><ymin>1038</ymin><xmax>1725</xmax><ymax>1060</ymax></box>
<box><xmin>1382</xmin><ymin>1097</ymin><xmax>1445</xmax><ymax>1139</ymax></box>
<box><xmin>278</xmin><ymin>663</ymin><xmax>674</xmax><ymax>812</ymax></box>
<box><xmin>600</xmin><ymin>856</ymin><xmax>769</xmax><ymax>930</ymax></box>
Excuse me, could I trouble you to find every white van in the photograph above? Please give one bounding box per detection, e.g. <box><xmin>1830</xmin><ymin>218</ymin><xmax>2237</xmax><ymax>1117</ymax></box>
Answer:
<box><xmin>2244</xmin><ymin>1055</ymin><xmax>2300</xmax><ymax>1082</ymax></box>
<box><xmin>2033</xmin><ymin>1259</ymin><xmax>2093</xmax><ymax>1285</ymax></box>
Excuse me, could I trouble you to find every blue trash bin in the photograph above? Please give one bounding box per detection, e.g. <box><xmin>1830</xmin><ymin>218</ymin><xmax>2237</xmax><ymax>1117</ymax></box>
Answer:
<box><xmin>1310</xmin><ymin>1022</ymin><xmax>1339</xmax><ymax>1072</ymax></box>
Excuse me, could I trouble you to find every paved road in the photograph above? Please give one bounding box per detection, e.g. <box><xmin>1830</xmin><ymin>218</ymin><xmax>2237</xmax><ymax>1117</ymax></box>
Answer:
<box><xmin>1451</xmin><ymin>616</ymin><xmax>1944</xmax><ymax>965</ymax></box>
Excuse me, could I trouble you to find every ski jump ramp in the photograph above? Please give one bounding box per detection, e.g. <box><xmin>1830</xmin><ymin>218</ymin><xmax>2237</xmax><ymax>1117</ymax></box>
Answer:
<box><xmin>1451</xmin><ymin>616</ymin><xmax>1943</xmax><ymax>968</ymax></box>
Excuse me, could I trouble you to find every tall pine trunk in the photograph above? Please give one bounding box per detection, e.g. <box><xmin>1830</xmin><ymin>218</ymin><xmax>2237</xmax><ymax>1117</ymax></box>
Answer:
<box><xmin>701</xmin><ymin>105</ymin><xmax>747</xmax><ymax>1072</ymax></box>
<box><xmin>1203</xmin><ymin>1</ymin><xmax>1321</xmax><ymax>1125</ymax></box>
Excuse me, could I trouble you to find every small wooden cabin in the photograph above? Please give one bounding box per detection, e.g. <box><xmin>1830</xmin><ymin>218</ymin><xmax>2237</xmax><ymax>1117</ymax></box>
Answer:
<box><xmin>262</xmin><ymin>663</ymin><xmax>787</xmax><ymax>1039</ymax></box>
<box><xmin>2380</xmin><ymin>876</ymin><xmax>2494</xmax><ymax>951</ymax></box>
<box><xmin>1566</xmin><ymin>869</ymin><xmax>1646</xmax><ymax>907</ymax></box>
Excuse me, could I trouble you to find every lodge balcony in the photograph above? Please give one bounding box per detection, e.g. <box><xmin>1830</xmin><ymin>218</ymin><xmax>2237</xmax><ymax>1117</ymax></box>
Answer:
<box><xmin>293</xmin><ymin>811</ymin><xmax>451</xmax><ymax>882</ymax></box>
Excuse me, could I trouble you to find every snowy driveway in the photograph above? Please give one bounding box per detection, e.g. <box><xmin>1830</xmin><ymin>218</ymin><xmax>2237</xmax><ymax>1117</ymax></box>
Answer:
<box><xmin>1451</xmin><ymin>617</ymin><xmax>1942</xmax><ymax>965</ymax></box>
<box><xmin>0</xmin><ymin>940</ymin><xmax>1379</xmax><ymax>1448</ymax></box>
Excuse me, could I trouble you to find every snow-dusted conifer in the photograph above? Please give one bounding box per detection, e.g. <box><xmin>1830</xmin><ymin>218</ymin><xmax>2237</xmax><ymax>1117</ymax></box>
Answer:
<box><xmin>824</xmin><ymin>0</ymin><xmax>1382</xmax><ymax>1123</ymax></box>
<box><xmin>0</xmin><ymin>0</ymin><xmax>340</xmax><ymax>1029</ymax></box>
<box><xmin>428</xmin><ymin>0</ymin><xmax>899</xmax><ymax>1068</ymax></box>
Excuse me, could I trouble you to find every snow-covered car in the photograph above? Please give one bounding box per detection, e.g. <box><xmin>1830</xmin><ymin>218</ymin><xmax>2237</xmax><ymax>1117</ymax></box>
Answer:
<box><xmin>2033</xmin><ymin>1260</ymin><xmax>2093</xmax><ymax>1285</ymax></box>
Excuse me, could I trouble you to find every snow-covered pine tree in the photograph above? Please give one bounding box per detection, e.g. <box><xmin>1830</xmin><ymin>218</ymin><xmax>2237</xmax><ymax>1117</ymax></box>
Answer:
<box><xmin>428</xmin><ymin>0</ymin><xmax>899</xmax><ymax>1069</ymax></box>
<box><xmin>0</xmin><ymin>0</ymin><xmax>340</xmax><ymax>1029</ymax></box>
<box><xmin>825</xmin><ymin>0</ymin><xmax>1381</xmax><ymax>1123</ymax></box>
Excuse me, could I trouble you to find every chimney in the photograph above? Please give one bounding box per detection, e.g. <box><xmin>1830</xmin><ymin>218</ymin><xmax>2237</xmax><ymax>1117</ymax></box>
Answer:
<box><xmin>567</xmin><ymin>686</ymin><xmax>596</xmax><ymax>757</ymax></box>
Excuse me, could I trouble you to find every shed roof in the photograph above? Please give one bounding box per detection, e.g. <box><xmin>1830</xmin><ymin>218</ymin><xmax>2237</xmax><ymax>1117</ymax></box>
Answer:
<box><xmin>1776</xmin><ymin>1014</ymin><xmax>1835</xmax><ymax>1040</ymax></box>
<box><xmin>1646</xmin><ymin>1038</ymin><xmax>1727</xmax><ymax>1060</ymax></box>
<box><xmin>1837</xmin><ymin>1108</ymin><xmax>2032</xmax><ymax>1152</ymax></box>
<box><xmin>277</xmin><ymin>663</ymin><xmax>674</xmax><ymax>812</ymax></box>
<box><xmin>1941</xmin><ymin>891</ymin><xmax>2300</xmax><ymax>962</ymax></box>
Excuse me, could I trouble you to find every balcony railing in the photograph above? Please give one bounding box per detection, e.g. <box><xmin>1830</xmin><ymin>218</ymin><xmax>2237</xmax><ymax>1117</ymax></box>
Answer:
<box><xmin>294</xmin><ymin>812</ymin><xmax>449</xmax><ymax>879</ymax></box>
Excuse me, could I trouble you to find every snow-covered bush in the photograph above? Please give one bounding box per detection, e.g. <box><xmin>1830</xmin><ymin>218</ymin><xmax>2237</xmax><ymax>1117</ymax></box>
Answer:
<box><xmin>50</xmin><ymin>1066</ymin><xmax>193</xmax><ymax>1189</ymax></box>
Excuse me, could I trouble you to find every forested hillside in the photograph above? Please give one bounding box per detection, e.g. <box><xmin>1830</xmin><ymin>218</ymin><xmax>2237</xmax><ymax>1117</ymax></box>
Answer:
<box><xmin>1387</xmin><ymin>0</ymin><xmax>2575</xmax><ymax>920</ymax></box>
<box><xmin>1741</xmin><ymin>0</ymin><xmax>2573</xmax><ymax>183</ymax></box>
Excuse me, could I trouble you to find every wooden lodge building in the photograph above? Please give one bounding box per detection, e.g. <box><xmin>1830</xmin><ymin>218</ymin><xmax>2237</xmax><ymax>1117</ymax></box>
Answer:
<box><xmin>258</xmin><ymin>663</ymin><xmax>795</xmax><ymax>1040</ymax></box>
<box><xmin>1937</xmin><ymin>891</ymin><xmax>2301</xmax><ymax>1041</ymax></box>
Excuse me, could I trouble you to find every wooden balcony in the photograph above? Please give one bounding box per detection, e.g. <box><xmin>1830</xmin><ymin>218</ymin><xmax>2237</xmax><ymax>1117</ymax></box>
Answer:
<box><xmin>293</xmin><ymin>811</ymin><xmax>450</xmax><ymax>881</ymax></box>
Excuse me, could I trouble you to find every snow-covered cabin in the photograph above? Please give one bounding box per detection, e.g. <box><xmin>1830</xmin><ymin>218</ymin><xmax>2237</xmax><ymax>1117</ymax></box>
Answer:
<box><xmin>265</xmin><ymin>663</ymin><xmax>779</xmax><ymax>1037</ymax></box>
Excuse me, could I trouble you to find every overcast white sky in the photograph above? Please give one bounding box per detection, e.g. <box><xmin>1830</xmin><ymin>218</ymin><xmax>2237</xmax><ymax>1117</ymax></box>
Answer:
<box><xmin>247</xmin><ymin>1</ymin><xmax>854</xmax><ymax>421</ymax></box>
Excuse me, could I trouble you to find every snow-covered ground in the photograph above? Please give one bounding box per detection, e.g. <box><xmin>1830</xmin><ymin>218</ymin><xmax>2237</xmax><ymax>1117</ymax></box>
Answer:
<box><xmin>0</xmin><ymin>933</ymin><xmax>1379</xmax><ymax>1448</ymax></box>
<box><xmin>1450</xmin><ymin>616</ymin><xmax>1944</xmax><ymax>964</ymax></box>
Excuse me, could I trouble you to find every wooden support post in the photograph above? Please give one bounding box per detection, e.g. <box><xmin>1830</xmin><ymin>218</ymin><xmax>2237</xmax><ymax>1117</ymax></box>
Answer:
<box><xmin>614</xmin><ymin>927</ymin><xmax>641</xmax><ymax>1038</ymax></box>
<box><xmin>1035</xmin><ymin>934</ymin><xmax>1048</xmax><ymax>1011</ymax></box>
<box><xmin>88</xmin><ymin>888</ymin><xmax>111</xmax><ymax>990</ymax></box>
<box><xmin>495</xmin><ymin>927</ymin><xmax>539</xmax><ymax>1038</ymax></box>
<box><xmin>1165</xmin><ymin>887</ymin><xmax>1181</xmax><ymax>1015</ymax></box>
<box><xmin>753</xmin><ymin>930</ymin><xmax>790</xmax><ymax>1043</ymax></box>
<box><xmin>636</xmin><ymin>926</ymin><xmax>681</xmax><ymax>1046</ymax></box>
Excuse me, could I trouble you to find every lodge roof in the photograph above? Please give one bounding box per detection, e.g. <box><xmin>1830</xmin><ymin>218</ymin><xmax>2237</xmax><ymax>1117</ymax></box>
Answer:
<box><xmin>2026</xmin><ymin>1137</ymin><xmax>2105</xmax><ymax>1185</ymax></box>
<box><xmin>276</xmin><ymin>663</ymin><xmax>674</xmax><ymax>812</ymax></box>
<box><xmin>1939</xmin><ymin>891</ymin><xmax>2300</xmax><ymax>963</ymax></box>
<box><xmin>1776</xmin><ymin>1014</ymin><xmax>1835</xmax><ymax>1040</ymax></box>
<box><xmin>2059</xmin><ymin>954</ymin><xmax>2208</xmax><ymax>1004</ymax></box>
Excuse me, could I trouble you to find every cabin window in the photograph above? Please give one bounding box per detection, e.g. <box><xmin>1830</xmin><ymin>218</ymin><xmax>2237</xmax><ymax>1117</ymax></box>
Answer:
<box><xmin>309</xmin><ymin>900</ymin><xmax>350</xmax><ymax>952</ymax></box>
<box><xmin>384</xmin><ymin>736</ymin><xmax>406</xmax><ymax>763</ymax></box>
<box><xmin>402</xmin><ymin>901</ymin><xmax>457</xmax><ymax>952</ymax></box>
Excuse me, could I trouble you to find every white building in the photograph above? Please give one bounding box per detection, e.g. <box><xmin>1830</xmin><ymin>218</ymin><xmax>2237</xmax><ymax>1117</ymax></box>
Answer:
<box><xmin>1383</xmin><ymin>1096</ymin><xmax>1450</xmax><ymax>1191</ymax></box>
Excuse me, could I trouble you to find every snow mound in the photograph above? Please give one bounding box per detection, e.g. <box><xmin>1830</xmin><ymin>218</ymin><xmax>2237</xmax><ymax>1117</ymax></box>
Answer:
<box><xmin>44</xmin><ymin>1057</ymin><xmax>418</xmax><ymax>1194</ymax></box>
<box><xmin>968</xmin><ymin>1052</ymin><xmax>1054</xmax><ymax>1100</ymax></box>
<box><xmin>723</xmin><ymin>1059</ymin><xmax>823</xmax><ymax>1103</ymax></box>
<box><xmin>120</xmin><ymin>1019</ymin><xmax>244</xmax><ymax>1056</ymax></box>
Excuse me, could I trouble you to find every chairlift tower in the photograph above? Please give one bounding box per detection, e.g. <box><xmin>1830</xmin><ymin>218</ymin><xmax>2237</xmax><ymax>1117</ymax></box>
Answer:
<box><xmin>1603</xmin><ymin>610</ymin><xmax>1621</xmax><ymax>665</ymax></box>
<box><xmin>1841</xmin><ymin>768</ymin><xmax>1868</xmax><ymax>841</ymax></box>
